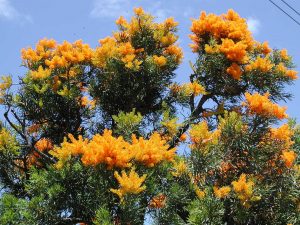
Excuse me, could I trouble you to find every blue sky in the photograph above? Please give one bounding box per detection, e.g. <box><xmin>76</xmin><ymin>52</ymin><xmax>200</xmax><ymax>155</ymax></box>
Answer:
<box><xmin>1</xmin><ymin>0</ymin><xmax>299</xmax><ymax>119</ymax></box>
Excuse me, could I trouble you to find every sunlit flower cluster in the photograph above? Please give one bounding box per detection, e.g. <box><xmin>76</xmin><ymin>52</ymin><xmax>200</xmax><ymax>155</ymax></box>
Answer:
<box><xmin>35</xmin><ymin>138</ymin><xmax>53</xmax><ymax>152</ymax></box>
<box><xmin>213</xmin><ymin>186</ymin><xmax>231</xmax><ymax>198</ymax></box>
<box><xmin>22</xmin><ymin>39</ymin><xmax>92</xmax><ymax>69</ymax></box>
<box><xmin>190</xmin><ymin>10</ymin><xmax>253</xmax><ymax>49</ymax></box>
<box><xmin>280</xmin><ymin>49</ymin><xmax>289</xmax><ymax>60</ymax></box>
<box><xmin>153</xmin><ymin>55</ymin><xmax>167</xmax><ymax>67</ymax></box>
<box><xmin>110</xmin><ymin>167</ymin><xmax>147</xmax><ymax>201</ymax></box>
<box><xmin>226</xmin><ymin>63</ymin><xmax>243</xmax><ymax>80</ymax></box>
<box><xmin>183</xmin><ymin>81</ymin><xmax>207</xmax><ymax>96</ymax></box>
<box><xmin>171</xmin><ymin>159</ymin><xmax>188</xmax><ymax>177</ymax></box>
<box><xmin>194</xmin><ymin>185</ymin><xmax>206</xmax><ymax>199</ymax></box>
<box><xmin>131</xmin><ymin>132</ymin><xmax>176</xmax><ymax>167</ymax></box>
<box><xmin>0</xmin><ymin>128</ymin><xmax>19</xmax><ymax>154</ymax></box>
<box><xmin>190</xmin><ymin>9</ymin><xmax>256</xmax><ymax>80</ymax></box>
<box><xmin>0</xmin><ymin>76</ymin><xmax>12</xmax><ymax>103</ymax></box>
<box><xmin>92</xmin><ymin>8</ymin><xmax>182</xmax><ymax>71</ymax></box>
<box><xmin>281</xmin><ymin>150</ymin><xmax>297</xmax><ymax>168</ymax></box>
<box><xmin>232</xmin><ymin>174</ymin><xmax>255</xmax><ymax>208</ymax></box>
<box><xmin>245</xmin><ymin>56</ymin><xmax>274</xmax><ymax>73</ymax></box>
<box><xmin>148</xmin><ymin>193</ymin><xmax>167</xmax><ymax>208</ymax></box>
<box><xmin>275</xmin><ymin>63</ymin><xmax>298</xmax><ymax>80</ymax></box>
<box><xmin>270</xmin><ymin>124</ymin><xmax>294</xmax><ymax>150</ymax></box>
<box><xmin>243</xmin><ymin>92</ymin><xmax>288</xmax><ymax>119</ymax></box>
<box><xmin>189</xmin><ymin>121</ymin><xmax>220</xmax><ymax>152</ymax></box>
<box><xmin>51</xmin><ymin>130</ymin><xmax>176</xmax><ymax>169</ymax></box>
<box><xmin>30</xmin><ymin>66</ymin><xmax>52</xmax><ymax>80</ymax></box>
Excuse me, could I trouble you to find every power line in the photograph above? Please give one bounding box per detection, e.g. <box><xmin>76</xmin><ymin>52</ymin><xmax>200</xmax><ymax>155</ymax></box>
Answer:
<box><xmin>280</xmin><ymin>0</ymin><xmax>300</xmax><ymax>16</ymax></box>
<box><xmin>267</xmin><ymin>0</ymin><xmax>300</xmax><ymax>26</ymax></box>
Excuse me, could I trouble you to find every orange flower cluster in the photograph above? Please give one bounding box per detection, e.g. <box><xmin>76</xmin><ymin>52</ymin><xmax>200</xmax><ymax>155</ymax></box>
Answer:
<box><xmin>194</xmin><ymin>186</ymin><xmax>206</xmax><ymax>199</ymax></box>
<box><xmin>254</xmin><ymin>41</ymin><xmax>272</xmax><ymax>55</ymax></box>
<box><xmin>243</xmin><ymin>92</ymin><xmax>288</xmax><ymax>119</ymax></box>
<box><xmin>153</xmin><ymin>55</ymin><xmax>167</xmax><ymax>67</ymax></box>
<box><xmin>285</xmin><ymin>70</ymin><xmax>298</xmax><ymax>80</ymax></box>
<box><xmin>21</xmin><ymin>39</ymin><xmax>56</xmax><ymax>66</ymax></box>
<box><xmin>171</xmin><ymin>159</ymin><xmax>188</xmax><ymax>177</ymax></box>
<box><xmin>81</xmin><ymin>130</ymin><xmax>131</xmax><ymax>169</ymax></box>
<box><xmin>148</xmin><ymin>193</ymin><xmax>167</xmax><ymax>208</ymax></box>
<box><xmin>190</xmin><ymin>10</ymin><xmax>253</xmax><ymax>48</ymax></box>
<box><xmin>51</xmin><ymin>130</ymin><xmax>176</xmax><ymax>169</ymax></box>
<box><xmin>0</xmin><ymin>76</ymin><xmax>12</xmax><ymax>103</ymax></box>
<box><xmin>280</xmin><ymin>49</ymin><xmax>289</xmax><ymax>60</ymax></box>
<box><xmin>270</xmin><ymin>124</ymin><xmax>294</xmax><ymax>150</ymax></box>
<box><xmin>232</xmin><ymin>174</ymin><xmax>255</xmax><ymax>208</ymax></box>
<box><xmin>131</xmin><ymin>132</ymin><xmax>176</xmax><ymax>167</ymax></box>
<box><xmin>26</xmin><ymin>138</ymin><xmax>54</xmax><ymax>167</ymax></box>
<box><xmin>50</xmin><ymin>134</ymin><xmax>88</xmax><ymax>169</ymax></box>
<box><xmin>245</xmin><ymin>56</ymin><xmax>274</xmax><ymax>73</ymax></box>
<box><xmin>186</xmin><ymin>81</ymin><xmax>206</xmax><ymax>96</ymax></box>
<box><xmin>22</xmin><ymin>39</ymin><xmax>92</xmax><ymax>69</ymax></box>
<box><xmin>219</xmin><ymin>38</ymin><xmax>248</xmax><ymax>63</ymax></box>
<box><xmin>110</xmin><ymin>167</ymin><xmax>147</xmax><ymax>201</ymax></box>
<box><xmin>93</xmin><ymin>8</ymin><xmax>182</xmax><ymax>71</ymax></box>
<box><xmin>281</xmin><ymin>150</ymin><xmax>297</xmax><ymax>168</ymax></box>
<box><xmin>164</xmin><ymin>45</ymin><xmax>183</xmax><ymax>63</ymax></box>
<box><xmin>190</xmin><ymin>9</ymin><xmax>254</xmax><ymax>63</ymax></box>
<box><xmin>189</xmin><ymin>121</ymin><xmax>219</xmax><ymax>151</ymax></box>
<box><xmin>213</xmin><ymin>186</ymin><xmax>231</xmax><ymax>198</ymax></box>
<box><xmin>276</xmin><ymin>63</ymin><xmax>298</xmax><ymax>80</ymax></box>
<box><xmin>226</xmin><ymin>63</ymin><xmax>242</xmax><ymax>80</ymax></box>
<box><xmin>35</xmin><ymin>138</ymin><xmax>53</xmax><ymax>152</ymax></box>
<box><xmin>30</xmin><ymin>66</ymin><xmax>51</xmax><ymax>80</ymax></box>
<box><xmin>190</xmin><ymin>9</ymin><xmax>255</xmax><ymax>80</ymax></box>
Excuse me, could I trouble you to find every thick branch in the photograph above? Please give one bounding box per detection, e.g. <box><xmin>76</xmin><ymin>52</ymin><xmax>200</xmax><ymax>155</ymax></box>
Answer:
<box><xmin>168</xmin><ymin>94</ymin><xmax>211</xmax><ymax>149</ymax></box>
<box><xmin>4</xmin><ymin>109</ymin><xmax>27</xmax><ymax>142</ymax></box>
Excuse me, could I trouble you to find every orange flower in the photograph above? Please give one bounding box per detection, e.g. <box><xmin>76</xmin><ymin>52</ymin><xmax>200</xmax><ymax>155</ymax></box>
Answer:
<box><xmin>110</xmin><ymin>168</ymin><xmax>147</xmax><ymax>201</ymax></box>
<box><xmin>261</xmin><ymin>41</ymin><xmax>272</xmax><ymax>55</ymax></box>
<box><xmin>164</xmin><ymin>45</ymin><xmax>183</xmax><ymax>63</ymax></box>
<box><xmin>219</xmin><ymin>39</ymin><xmax>248</xmax><ymax>63</ymax></box>
<box><xmin>35</xmin><ymin>138</ymin><xmax>53</xmax><ymax>152</ymax></box>
<box><xmin>116</xmin><ymin>16</ymin><xmax>127</xmax><ymax>26</ymax></box>
<box><xmin>134</xmin><ymin>7</ymin><xmax>144</xmax><ymax>16</ymax></box>
<box><xmin>190</xmin><ymin>9</ymin><xmax>254</xmax><ymax>59</ymax></box>
<box><xmin>131</xmin><ymin>132</ymin><xmax>176</xmax><ymax>167</ymax></box>
<box><xmin>153</xmin><ymin>55</ymin><xmax>167</xmax><ymax>67</ymax></box>
<box><xmin>149</xmin><ymin>194</ymin><xmax>167</xmax><ymax>209</ymax></box>
<box><xmin>245</xmin><ymin>56</ymin><xmax>273</xmax><ymax>73</ymax></box>
<box><xmin>270</xmin><ymin>124</ymin><xmax>294</xmax><ymax>149</ymax></box>
<box><xmin>213</xmin><ymin>186</ymin><xmax>231</xmax><ymax>198</ymax></box>
<box><xmin>280</xmin><ymin>49</ymin><xmax>289</xmax><ymax>60</ymax></box>
<box><xmin>281</xmin><ymin>150</ymin><xmax>297</xmax><ymax>168</ymax></box>
<box><xmin>179</xmin><ymin>133</ymin><xmax>187</xmax><ymax>142</ymax></box>
<box><xmin>285</xmin><ymin>70</ymin><xmax>298</xmax><ymax>80</ymax></box>
<box><xmin>226</xmin><ymin>63</ymin><xmax>242</xmax><ymax>80</ymax></box>
<box><xmin>232</xmin><ymin>174</ymin><xmax>255</xmax><ymax>207</ymax></box>
<box><xmin>243</xmin><ymin>92</ymin><xmax>288</xmax><ymax>119</ymax></box>
<box><xmin>81</xmin><ymin>130</ymin><xmax>132</xmax><ymax>169</ymax></box>
<box><xmin>164</xmin><ymin>17</ymin><xmax>178</xmax><ymax>29</ymax></box>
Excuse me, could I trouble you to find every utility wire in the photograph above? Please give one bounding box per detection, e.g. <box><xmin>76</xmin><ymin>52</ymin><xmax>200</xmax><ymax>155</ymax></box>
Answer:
<box><xmin>267</xmin><ymin>0</ymin><xmax>300</xmax><ymax>26</ymax></box>
<box><xmin>280</xmin><ymin>0</ymin><xmax>300</xmax><ymax>16</ymax></box>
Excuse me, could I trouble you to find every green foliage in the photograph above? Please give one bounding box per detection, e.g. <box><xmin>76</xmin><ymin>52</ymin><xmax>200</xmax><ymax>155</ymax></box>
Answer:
<box><xmin>187</xmin><ymin>195</ymin><xmax>224</xmax><ymax>225</ymax></box>
<box><xmin>112</xmin><ymin>109</ymin><xmax>143</xmax><ymax>139</ymax></box>
<box><xmin>0</xmin><ymin>7</ymin><xmax>299</xmax><ymax>225</ymax></box>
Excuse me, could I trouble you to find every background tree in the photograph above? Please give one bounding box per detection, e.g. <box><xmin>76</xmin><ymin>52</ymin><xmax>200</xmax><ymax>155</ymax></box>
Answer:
<box><xmin>0</xmin><ymin>7</ymin><xmax>299</xmax><ymax>225</ymax></box>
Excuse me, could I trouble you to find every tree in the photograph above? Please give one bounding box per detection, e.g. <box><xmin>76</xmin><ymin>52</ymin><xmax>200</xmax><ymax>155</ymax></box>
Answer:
<box><xmin>0</xmin><ymin>7</ymin><xmax>299</xmax><ymax>225</ymax></box>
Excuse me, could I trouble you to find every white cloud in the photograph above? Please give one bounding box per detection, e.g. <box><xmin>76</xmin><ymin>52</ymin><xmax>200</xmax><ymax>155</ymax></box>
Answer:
<box><xmin>247</xmin><ymin>17</ymin><xmax>261</xmax><ymax>35</ymax></box>
<box><xmin>90</xmin><ymin>0</ymin><xmax>130</xmax><ymax>18</ymax></box>
<box><xmin>90</xmin><ymin>0</ymin><xmax>169</xmax><ymax>21</ymax></box>
<box><xmin>0</xmin><ymin>0</ymin><xmax>18</xmax><ymax>19</ymax></box>
<box><xmin>0</xmin><ymin>0</ymin><xmax>32</xmax><ymax>22</ymax></box>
